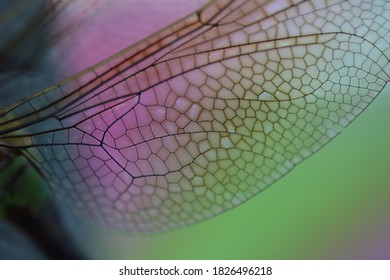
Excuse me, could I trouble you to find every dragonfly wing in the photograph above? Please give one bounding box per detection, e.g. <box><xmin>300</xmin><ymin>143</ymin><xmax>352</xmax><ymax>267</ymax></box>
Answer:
<box><xmin>1</xmin><ymin>0</ymin><xmax>389</xmax><ymax>232</ymax></box>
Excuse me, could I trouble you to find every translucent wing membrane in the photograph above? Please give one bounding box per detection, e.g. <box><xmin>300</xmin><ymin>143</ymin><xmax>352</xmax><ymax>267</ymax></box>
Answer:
<box><xmin>0</xmin><ymin>0</ymin><xmax>389</xmax><ymax>232</ymax></box>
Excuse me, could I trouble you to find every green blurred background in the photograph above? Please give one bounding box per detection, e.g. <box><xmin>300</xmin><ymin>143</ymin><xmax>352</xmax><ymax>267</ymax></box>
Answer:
<box><xmin>84</xmin><ymin>83</ymin><xmax>390</xmax><ymax>259</ymax></box>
